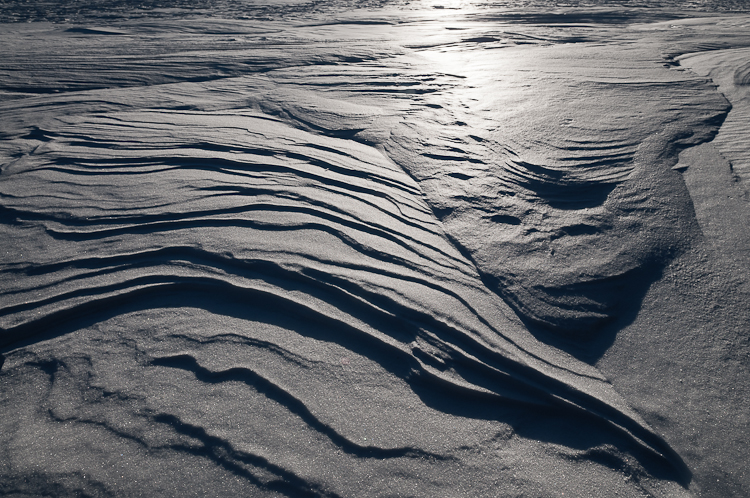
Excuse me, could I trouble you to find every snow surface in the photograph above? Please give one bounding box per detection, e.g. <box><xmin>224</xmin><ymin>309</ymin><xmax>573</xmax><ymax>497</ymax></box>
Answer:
<box><xmin>1</xmin><ymin>3</ymin><xmax>749</xmax><ymax>497</ymax></box>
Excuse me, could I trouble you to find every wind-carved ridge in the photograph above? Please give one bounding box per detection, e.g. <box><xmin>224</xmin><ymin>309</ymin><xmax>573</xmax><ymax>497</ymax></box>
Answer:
<box><xmin>150</xmin><ymin>353</ymin><xmax>453</xmax><ymax>462</ymax></box>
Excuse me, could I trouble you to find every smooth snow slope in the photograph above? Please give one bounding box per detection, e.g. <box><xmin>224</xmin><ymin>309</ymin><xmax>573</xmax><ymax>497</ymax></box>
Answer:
<box><xmin>1</xmin><ymin>5</ymin><xmax>749</xmax><ymax>498</ymax></box>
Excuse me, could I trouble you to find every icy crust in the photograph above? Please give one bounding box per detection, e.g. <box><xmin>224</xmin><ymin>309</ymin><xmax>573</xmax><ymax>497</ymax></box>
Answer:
<box><xmin>0</xmin><ymin>11</ymin><xmax>749</xmax><ymax>498</ymax></box>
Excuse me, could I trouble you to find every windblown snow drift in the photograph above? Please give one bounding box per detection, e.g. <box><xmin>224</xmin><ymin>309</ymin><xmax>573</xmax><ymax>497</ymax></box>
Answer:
<box><xmin>1</xmin><ymin>6</ymin><xmax>750</xmax><ymax>497</ymax></box>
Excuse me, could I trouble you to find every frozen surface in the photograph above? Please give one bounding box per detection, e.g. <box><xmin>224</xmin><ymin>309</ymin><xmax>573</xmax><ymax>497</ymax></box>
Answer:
<box><xmin>1</xmin><ymin>3</ymin><xmax>749</xmax><ymax>497</ymax></box>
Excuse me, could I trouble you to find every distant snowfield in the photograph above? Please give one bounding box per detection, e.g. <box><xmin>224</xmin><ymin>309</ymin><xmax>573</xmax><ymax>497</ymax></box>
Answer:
<box><xmin>1</xmin><ymin>5</ymin><xmax>749</xmax><ymax>497</ymax></box>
